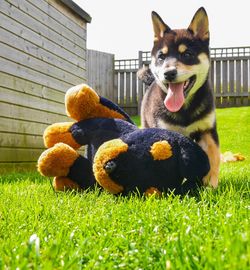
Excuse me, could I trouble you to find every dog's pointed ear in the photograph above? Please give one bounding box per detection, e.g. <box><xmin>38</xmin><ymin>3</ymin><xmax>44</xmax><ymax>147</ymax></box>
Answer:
<box><xmin>152</xmin><ymin>11</ymin><xmax>171</xmax><ymax>41</ymax></box>
<box><xmin>188</xmin><ymin>7</ymin><xmax>209</xmax><ymax>40</ymax></box>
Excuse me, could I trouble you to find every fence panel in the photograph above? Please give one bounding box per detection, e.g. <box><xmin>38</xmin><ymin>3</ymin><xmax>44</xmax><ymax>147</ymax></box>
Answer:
<box><xmin>87</xmin><ymin>49</ymin><xmax>115</xmax><ymax>101</ymax></box>
<box><xmin>115</xmin><ymin>58</ymin><xmax>139</xmax><ymax>115</ymax></box>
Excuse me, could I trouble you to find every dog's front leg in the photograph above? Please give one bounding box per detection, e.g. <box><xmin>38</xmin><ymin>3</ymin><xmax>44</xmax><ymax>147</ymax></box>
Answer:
<box><xmin>197</xmin><ymin>132</ymin><xmax>220</xmax><ymax>188</ymax></box>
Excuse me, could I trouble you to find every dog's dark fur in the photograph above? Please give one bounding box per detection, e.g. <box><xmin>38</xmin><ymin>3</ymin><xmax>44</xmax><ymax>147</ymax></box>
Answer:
<box><xmin>139</xmin><ymin>7</ymin><xmax>220</xmax><ymax>187</ymax></box>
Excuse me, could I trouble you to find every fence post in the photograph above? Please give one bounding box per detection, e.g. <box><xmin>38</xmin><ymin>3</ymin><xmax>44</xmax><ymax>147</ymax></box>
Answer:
<box><xmin>137</xmin><ymin>51</ymin><xmax>143</xmax><ymax>115</ymax></box>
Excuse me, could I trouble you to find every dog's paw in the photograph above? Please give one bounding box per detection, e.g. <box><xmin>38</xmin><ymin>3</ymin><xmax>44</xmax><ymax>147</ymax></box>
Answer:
<box><xmin>137</xmin><ymin>66</ymin><xmax>155</xmax><ymax>86</ymax></box>
<box><xmin>202</xmin><ymin>172</ymin><xmax>218</xmax><ymax>188</ymax></box>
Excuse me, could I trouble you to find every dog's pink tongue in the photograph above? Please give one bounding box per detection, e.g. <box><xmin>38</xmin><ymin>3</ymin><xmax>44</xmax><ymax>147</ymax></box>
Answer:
<box><xmin>164</xmin><ymin>82</ymin><xmax>185</xmax><ymax>112</ymax></box>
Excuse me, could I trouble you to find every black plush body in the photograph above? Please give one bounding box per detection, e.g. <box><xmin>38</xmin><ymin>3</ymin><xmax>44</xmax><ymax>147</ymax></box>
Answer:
<box><xmin>66</xmin><ymin>118</ymin><xmax>210</xmax><ymax>195</ymax></box>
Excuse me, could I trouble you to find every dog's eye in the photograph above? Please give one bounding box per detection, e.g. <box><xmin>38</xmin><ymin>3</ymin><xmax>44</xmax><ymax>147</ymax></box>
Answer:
<box><xmin>158</xmin><ymin>52</ymin><xmax>166</xmax><ymax>61</ymax></box>
<box><xmin>182</xmin><ymin>50</ymin><xmax>194</xmax><ymax>59</ymax></box>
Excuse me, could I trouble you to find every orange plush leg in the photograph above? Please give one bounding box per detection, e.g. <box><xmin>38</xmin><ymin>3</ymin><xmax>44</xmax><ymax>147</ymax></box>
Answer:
<box><xmin>43</xmin><ymin>122</ymin><xmax>81</xmax><ymax>149</ymax></box>
<box><xmin>65</xmin><ymin>84</ymin><xmax>127</xmax><ymax>121</ymax></box>
<box><xmin>53</xmin><ymin>176</ymin><xmax>81</xmax><ymax>191</ymax></box>
<box><xmin>38</xmin><ymin>143</ymin><xmax>79</xmax><ymax>177</ymax></box>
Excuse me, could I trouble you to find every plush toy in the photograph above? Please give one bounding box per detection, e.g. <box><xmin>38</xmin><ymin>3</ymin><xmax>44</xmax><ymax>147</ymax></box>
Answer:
<box><xmin>37</xmin><ymin>84</ymin><xmax>210</xmax><ymax>195</ymax></box>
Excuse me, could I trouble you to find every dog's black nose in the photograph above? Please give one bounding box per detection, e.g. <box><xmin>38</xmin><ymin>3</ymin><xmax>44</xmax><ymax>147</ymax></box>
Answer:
<box><xmin>164</xmin><ymin>69</ymin><xmax>177</xmax><ymax>81</ymax></box>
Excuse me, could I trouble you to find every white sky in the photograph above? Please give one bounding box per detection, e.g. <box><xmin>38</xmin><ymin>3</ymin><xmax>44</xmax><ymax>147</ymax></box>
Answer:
<box><xmin>74</xmin><ymin>0</ymin><xmax>250</xmax><ymax>59</ymax></box>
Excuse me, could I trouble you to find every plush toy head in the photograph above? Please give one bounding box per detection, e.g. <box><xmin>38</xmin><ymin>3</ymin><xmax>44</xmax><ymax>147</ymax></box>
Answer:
<box><xmin>38</xmin><ymin>84</ymin><xmax>210</xmax><ymax>196</ymax></box>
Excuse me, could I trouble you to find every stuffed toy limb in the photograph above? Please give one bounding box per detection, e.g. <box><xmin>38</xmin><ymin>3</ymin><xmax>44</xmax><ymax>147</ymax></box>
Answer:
<box><xmin>38</xmin><ymin>84</ymin><xmax>210</xmax><ymax>195</ymax></box>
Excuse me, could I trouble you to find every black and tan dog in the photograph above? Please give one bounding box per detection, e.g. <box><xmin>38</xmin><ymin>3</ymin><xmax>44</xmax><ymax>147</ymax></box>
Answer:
<box><xmin>139</xmin><ymin>7</ymin><xmax>220</xmax><ymax>188</ymax></box>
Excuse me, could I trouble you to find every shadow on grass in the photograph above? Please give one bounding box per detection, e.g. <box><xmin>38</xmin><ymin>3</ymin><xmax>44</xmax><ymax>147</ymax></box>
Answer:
<box><xmin>1</xmin><ymin>171</ymin><xmax>249</xmax><ymax>203</ymax></box>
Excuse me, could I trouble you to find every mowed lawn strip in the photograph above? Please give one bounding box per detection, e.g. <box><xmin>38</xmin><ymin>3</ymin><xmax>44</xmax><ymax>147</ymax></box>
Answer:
<box><xmin>0</xmin><ymin>107</ymin><xmax>249</xmax><ymax>269</ymax></box>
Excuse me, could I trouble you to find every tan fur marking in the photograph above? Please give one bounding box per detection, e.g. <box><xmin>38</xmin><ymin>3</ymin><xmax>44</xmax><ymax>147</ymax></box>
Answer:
<box><xmin>53</xmin><ymin>176</ymin><xmax>81</xmax><ymax>191</ymax></box>
<box><xmin>37</xmin><ymin>143</ymin><xmax>79</xmax><ymax>177</ymax></box>
<box><xmin>93</xmin><ymin>139</ymin><xmax>127</xmax><ymax>194</ymax></box>
<box><xmin>198</xmin><ymin>133</ymin><xmax>220</xmax><ymax>188</ymax></box>
<box><xmin>43</xmin><ymin>122</ymin><xmax>81</xmax><ymax>149</ymax></box>
<box><xmin>176</xmin><ymin>53</ymin><xmax>210</xmax><ymax>103</ymax></box>
<box><xmin>161</xmin><ymin>46</ymin><xmax>168</xmax><ymax>54</ymax></box>
<box><xmin>150</xmin><ymin>141</ymin><xmax>172</xmax><ymax>160</ymax></box>
<box><xmin>178</xmin><ymin>44</ymin><xmax>187</xmax><ymax>54</ymax></box>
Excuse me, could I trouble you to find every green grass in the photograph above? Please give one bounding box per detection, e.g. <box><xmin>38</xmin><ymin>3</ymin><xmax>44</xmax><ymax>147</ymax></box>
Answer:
<box><xmin>1</xmin><ymin>107</ymin><xmax>250</xmax><ymax>269</ymax></box>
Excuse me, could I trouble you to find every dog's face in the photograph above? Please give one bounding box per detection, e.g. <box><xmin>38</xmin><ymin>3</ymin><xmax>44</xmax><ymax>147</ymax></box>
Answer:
<box><xmin>150</xmin><ymin>7</ymin><xmax>210</xmax><ymax>112</ymax></box>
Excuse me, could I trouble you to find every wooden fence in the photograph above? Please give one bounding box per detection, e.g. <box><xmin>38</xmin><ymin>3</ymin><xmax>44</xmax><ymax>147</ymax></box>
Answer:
<box><xmin>115</xmin><ymin>47</ymin><xmax>250</xmax><ymax>115</ymax></box>
<box><xmin>0</xmin><ymin>0</ymin><xmax>90</xmax><ymax>172</ymax></box>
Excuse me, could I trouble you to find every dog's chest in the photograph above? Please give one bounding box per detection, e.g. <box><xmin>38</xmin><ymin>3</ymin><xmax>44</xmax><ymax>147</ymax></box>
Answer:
<box><xmin>157</xmin><ymin>111</ymin><xmax>215</xmax><ymax>137</ymax></box>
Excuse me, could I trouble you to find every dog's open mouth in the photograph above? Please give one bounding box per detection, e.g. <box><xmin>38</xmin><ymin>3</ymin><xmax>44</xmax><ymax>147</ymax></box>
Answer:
<box><xmin>164</xmin><ymin>75</ymin><xmax>196</xmax><ymax>112</ymax></box>
<box><xmin>182</xmin><ymin>75</ymin><xmax>196</xmax><ymax>96</ymax></box>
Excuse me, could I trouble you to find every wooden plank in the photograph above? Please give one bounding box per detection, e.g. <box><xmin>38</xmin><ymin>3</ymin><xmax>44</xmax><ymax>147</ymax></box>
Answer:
<box><xmin>235</xmin><ymin>60</ymin><xmax>242</xmax><ymax>106</ymax></box>
<box><xmin>215</xmin><ymin>60</ymin><xmax>222</xmax><ymax>107</ymax></box>
<box><xmin>1</xmin><ymin>0</ymin><xmax>86</xmax><ymax>60</ymax></box>
<box><xmin>242</xmin><ymin>59</ymin><xmax>249</xmax><ymax>106</ymax></box>
<box><xmin>211</xmin><ymin>56</ymin><xmax>250</xmax><ymax>61</ymax></box>
<box><xmin>228</xmin><ymin>60</ymin><xmax>235</xmax><ymax>106</ymax></box>
<box><xmin>222</xmin><ymin>60</ymin><xmax>228</xmax><ymax>106</ymax></box>
<box><xmin>94</xmin><ymin>51</ymin><xmax>100</xmax><ymax>95</ymax></box>
<box><xmin>119</xmin><ymin>103</ymin><xmax>138</xmax><ymax>108</ymax></box>
<box><xmin>210</xmin><ymin>59</ymin><xmax>215</xmax><ymax>89</ymax></box>
<box><xmin>87</xmin><ymin>50</ymin><xmax>114</xmax><ymax>101</ymax></box>
<box><xmin>0</xmin><ymin>72</ymin><xmax>66</xmax><ymax>103</ymax></box>
<box><xmin>0</xmin><ymin>58</ymin><xmax>72</xmax><ymax>91</ymax></box>
<box><xmin>214</xmin><ymin>93</ymin><xmax>248</xmax><ymax>97</ymax></box>
<box><xmin>119</xmin><ymin>72</ymin><xmax>125</xmax><ymax>105</ymax></box>
<box><xmin>12</xmin><ymin>0</ymin><xmax>86</xmax><ymax>47</ymax></box>
<box><xmin>0</xmin><ymin>102</ymin><xmax>70</xmax><ymax>125</ymax></box>
<box><xmin>0</xmin><ymin>28</ymin><xmax>86</xmax><ymax>79</ymax></box>
<box><xmin>137</xmin><ymin>51</ymin><xmax>143</xmax><ymax>114</ymax></box>
<box><xmin>132</xmin><ymin>72</ymin><xmax>137</xmax><ymax>105</ymax></box>
<box><xmin>0</xmin><ymin>11</ymin><xmax>86</xmax><ymax>70</ymax></box>
<box><xmin>0</xmin><ymin>43</ymin><xmax>83</xmax><ymax>86</ymax></box>
<box><xmin>0</xmin><ymin>87</ymin><xmax>66</xmax><ymax>115</ymax></box>
<box><xmin>120</xmin><ymin>106</ymin><xmax>137</xmax><ymax>116</ymax></box>
<box><xmin>0</xmin><ymin>133</ymin><xmax>44</xmax><ymax>148</ymax></box>
<box><xmin>28</xmin><ymin>0</ymin><xmax>87</xmax><ymax>35</ymax></box>
<box><xmin>0</xmin><ymin>147</ymin><xmax>44</xmax><ymax>162</ymax></box>
<box><xmin>48</xmin><ymin>0</ymin><xmax>87</xmax><ymax>29</ymax></box>
<box><xmin>86</xmin><ymin>50</ymin><xmax>92</xmax><ymax>86</ymax></box>
<box><xmin>0</xmin><ymin>117</ymin><xmax>50</xmax><ymax>135</ymax></box>
<box><xmin>125</xmin><ymin>72</ymin><xmax>130</xmax><ymax>104</ymax></box>
<box><xmin>100</xmin><ymin>53</ymin><xmax>106</xmax><ymax>97</ymax></box>
<box><xmin>106</xmin><ymin>54</ymin><xmax>114</xmax><ymax>101</ymax></box>
<box><xmin>114</xmin><ymin>73</ymin><xmax>118</xmax><ymax>104</ymax></box>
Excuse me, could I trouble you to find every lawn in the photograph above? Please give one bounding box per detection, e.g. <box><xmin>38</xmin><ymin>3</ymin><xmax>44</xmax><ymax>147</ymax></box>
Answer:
<box><xmin>0</xmin><ymin>107</ymin><xmax>249</xmax><ymax>269</ymax></box>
